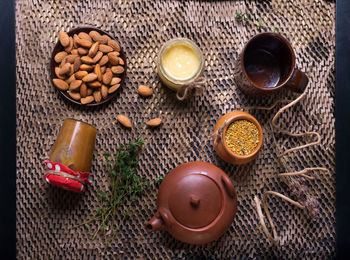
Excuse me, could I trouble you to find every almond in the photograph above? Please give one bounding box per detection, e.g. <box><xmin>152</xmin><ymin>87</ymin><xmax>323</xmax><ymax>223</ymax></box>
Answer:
<box><xmin>118</xmin><ymin>57</ymin><xmax>125</xmax><ymax>65</ymax></box>
<box><xmin>93</xmin><ymin>90</ymin><xmax>102</xmax><ymax>103</ymax></box>
<box><xmin>99</xmin><ymin>44</ymin><xmax>113</xmax><ymax>53</ymax></box>
<box><xmin>75</xmin><ymin>70</ymin><xmax>88</xmax><ymax>79</ymax></box>
<box><xmin>146</xmin><ymin>118</ymin><xmax>162</xmax><ymax>127</ymax></box>
<box><xmin>54</xmin><ymin>51</ymin><xmax>68</xmax><ymax>63</ymax></box>
<box><xmin>89</xmin><ymin>31</ymin><xmax>103</xmax><ymax>42</ymax></box>
<box><xmin>55</xmin><ymin>67</ymin><xmax>65</xmax><ymax>79</ymax></box>
<box><xmin>101</xmin><ymin>85</ymin><xmax>108</xmax><ymax>99</ymax></box>
<box><xmin>65</xmin><ymin>54</ymin><xmax>78</xmax><ymax>63</ymax></box>
<box><xmin>98</xmin><ymin>55</ymin><xmax>109</xmax><ymax>66</ymax></box>
<box><xmin>87</xmin><ymin>88</ymin><xmax>93</xmax><ymax>96</ymax></box>
<box><xmin>69</xmin><ymin>80</ymin><xmax>82</xmax><ymax>91</ymax></box>
<box><xmin>88</xmin><ymin>42</ymin><xmax>99</xmax><ymax>57</ymax></box>
<box><xmin>80</xmin><ymin>64</ymin><xmax>94</xmax><ymax>72</ymax></box>
<box><xmin>73</xmin><ymin>56</ymin><xmax>81</xmax><ymax>72</ymax></box>
<box><xmin>53</xmin><ymin>78</ymin><xmax>69</xmax><ymax>91</ymax></box>
<box><xmin>77</xmin><ymin>38</ymin><xmax>92</xmax><ymax>48</ymax></box>
<box><xmin>65</xmin><ymin>36</ymin><xmax>74</xmax><ymax>52</ymax></box>
<box><xmin>80</xmin><ymin>83</ymin><xmax>87</xmax><ymax>98</ymax></box>
<box><xmin>117</xmin><ymin>115</ymin><xmax>132</xmax><ymax>128</ymax></box>
<box><xmin>59</xmin><ymin>63</ymin><xmax>71</xmax><ymax>75</ymax></box>
<box><xmin>100</xmin><ymin>66</ymin><xmax>106</xmax><ymax>74</ymax></box>
<box><xmin>108</xmin><ymin>52</ymin><xmax>119</xmax><ymax>65</ymax></box>
<box><xmin>111</xmin><ymin>66</ymin><xmax>124</xmax><ymax>74</ymax></box>
<box><xmin>102</xmin><ymin>35</ymin><xmax>111</xmax><ymax>43</ymax></box>
<box><xmin>94</xmin><ymin>64</ymin><xmax>102</xmax><ymax>81</ymax></box>
<box><xmin>73</xmin><ymin>34</ymin><xmax>80</xmax><ymax>48</ymax></box>
<box><xmin>78</xmin><ymin>32</ymin><xmax>92</xmax><ymax>42</ymax></box>
<box><xmin>68</xmin><ymin>91</ymin><xmax>81</xmax><ymax>101</ymax></box>
<box><xmin>65</xmin><ymin>74</ymin><xmax>76</xmax><ymax>84</ymax></box>
<box><xmin>102</xmin><ymin>70</ymin><xmax>113</xmax><ymax>85</ymax></box>
<box><xmin>59</xmin><ymin>30</ymin><xmax>70</xmax><ymax>47</ymax></box>
<box><xmin>111</xmin><ymin>77</ymin><xmax>121</xmax><ymax>85</ymax></box>
<box><xmin>88</xmin><ymin>81</ymin><xmax>102</xmax><ymax>88</ymax></box>
<box><xmin>67</xmin><ymin>64</ymin><xmax>74</xmax><ymax>76</ymax></box>
<box><xmin>82</xmin><ymin>73</ymin><xmax>98</xmax><ymax>82</ymax></box>
<box><xmin>108</xmin><ymin>84</ymin><xmax>120</xmax><ymax>94</ymax></box>
<box><xmin>78</xmin><ymin>47</ymin><xmax>89</xmax><ymax>55</ymax></box>
<box><xmin>138</xmin><ymin>85</ymin><xmax>153</xmax><ymax>97</ymax></box>
<box><xmin>71</xmin><ymin>49</ymin><xmax>78</xmax><ymax>55</ymax></box>
<box><xmin>81</xmin><ymin>56</ymin><xmax>95</xmax><ymax>64</ymax></box>
<box><xmin>81</xmin><ymin>95</ymin><xmax>94</xmax><ymax>104</ymax></box>
<box><xmin>92</xmin><ymin>51</ymin><xmax>103</xmax><ymax>63</ymax></box>
<box><xmin>108</xmin><ymin>39</ymin><xmax>121</xmax><ymax>52</ymax></box>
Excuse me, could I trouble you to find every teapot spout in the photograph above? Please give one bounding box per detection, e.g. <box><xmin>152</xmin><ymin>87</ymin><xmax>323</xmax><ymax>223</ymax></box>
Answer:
<box><xmin>146</xmin><ymin>212</ymin><xmax>163</xmax><ymax>232</ymax></box>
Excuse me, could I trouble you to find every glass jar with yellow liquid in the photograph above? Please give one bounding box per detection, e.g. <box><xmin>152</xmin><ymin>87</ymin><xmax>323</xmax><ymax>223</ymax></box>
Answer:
<box><xmin>157</xmin><ymin>38</ymin><xmax>204</xmax><ymax>100</ymax></box>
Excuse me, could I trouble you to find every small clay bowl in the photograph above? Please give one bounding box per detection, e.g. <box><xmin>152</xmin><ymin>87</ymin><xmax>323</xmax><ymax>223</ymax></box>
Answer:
<box><xmin>212</xmin><ymin>111</ymin><xmax>263</xmax><ymax>164</ymax></box>
<box><xmin>50</xmin><ymin>26</ymin><xmax>127</xmax><ymax>106</ymax></box>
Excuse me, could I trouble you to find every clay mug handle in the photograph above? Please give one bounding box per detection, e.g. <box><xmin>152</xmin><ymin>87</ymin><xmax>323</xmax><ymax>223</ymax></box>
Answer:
<box><xmin>286</xmin><ymin>68</ymin><xmax>309</xmax><ymax>93</ymax></box>
<box><xmin>221</xmin><ymin>175</ymin><xmax>236</xmax><ymax>198</ymax></box>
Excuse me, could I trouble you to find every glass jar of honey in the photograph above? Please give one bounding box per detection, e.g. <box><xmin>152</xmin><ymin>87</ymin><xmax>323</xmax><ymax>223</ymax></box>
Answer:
<box><xmin>44</xmin><ymin>118</ymin><xmax>97</xmax><ymax>193</ymax></box>
<box><xmin>157</xmin><ymin>38</ymin><xmax>204</xmax><ymax>100</ymax></box>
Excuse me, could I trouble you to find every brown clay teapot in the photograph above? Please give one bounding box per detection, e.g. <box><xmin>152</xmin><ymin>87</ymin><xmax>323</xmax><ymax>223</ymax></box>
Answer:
<box><xmin>145</xmin><ymin>161</ymin><xmax>237</xmax><ymax>245</ymax></box>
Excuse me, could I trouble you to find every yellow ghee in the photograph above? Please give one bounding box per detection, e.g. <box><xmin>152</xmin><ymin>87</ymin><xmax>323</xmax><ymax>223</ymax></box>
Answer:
<box><xmin>162</xmin><ymin>43</ymin><xmax>200</xmax><ymax>80</ymax></box>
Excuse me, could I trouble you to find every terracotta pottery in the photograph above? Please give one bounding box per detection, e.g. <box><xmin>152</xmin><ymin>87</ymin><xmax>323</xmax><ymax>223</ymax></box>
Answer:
<box><xmin>212</xmin><ymin>111</ymin><xmax>263</xmax><ymax>164</ymax></box>
<box><xmin>146</xmin><ymin>161</ymin><xmax>237</xmax><ymax>245</ymax></box>
<box><xmin>234</xmin><ymin>32</ymin><xmax>308</xmax><ymax>96</ymax></box>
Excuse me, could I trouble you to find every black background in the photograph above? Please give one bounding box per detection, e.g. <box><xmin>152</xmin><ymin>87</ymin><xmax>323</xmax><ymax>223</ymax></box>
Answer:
<box><xmin>0</xmin><ymin>0</ymin><xmax>349</xmax><ymax>258</ymax></box>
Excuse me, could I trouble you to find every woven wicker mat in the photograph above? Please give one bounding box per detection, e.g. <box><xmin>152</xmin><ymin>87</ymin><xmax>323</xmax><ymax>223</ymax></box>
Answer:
<box><xmin>16</xmin><ymin>0</ymin><xmax>335</xmax><ymax>259</ymax></box>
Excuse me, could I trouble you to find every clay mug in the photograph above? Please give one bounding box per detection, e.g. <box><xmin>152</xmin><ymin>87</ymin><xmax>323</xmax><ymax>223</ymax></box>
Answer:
<box><xmin>234</xmin><ymin>32</ymin><xmax>308</xmax><ymax>95</ymax></box>
<box><xmin>212</xmin><ymin>111</ymin><xmax>263</xmax><ymax>165</ymax></box>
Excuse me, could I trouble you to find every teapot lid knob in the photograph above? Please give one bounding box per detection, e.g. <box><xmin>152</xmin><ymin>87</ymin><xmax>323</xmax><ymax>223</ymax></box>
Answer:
<box><xmin>190</xmin><ymin>195</ymin><xmax>200</xmax><ymax>207</ymax></box>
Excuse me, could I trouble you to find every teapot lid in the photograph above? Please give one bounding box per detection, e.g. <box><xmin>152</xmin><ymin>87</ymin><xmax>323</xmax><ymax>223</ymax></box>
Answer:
<box><xmin>168</xmin><ymin>173</ymin><xmax>222</xmax><ymax>228</ymax></box>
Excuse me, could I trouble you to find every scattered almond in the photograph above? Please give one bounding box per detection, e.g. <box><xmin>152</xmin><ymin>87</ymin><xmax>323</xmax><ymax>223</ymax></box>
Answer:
<box><xmin>54</xmin><ymin>51</ymin><xmax>68</xmax><ymax>63</ymax></box>
<box><xmin>146</xmin><ymin>118</ymin><xmax>162</xmax><ymax>127</ymax></box>
<box><xmin>82</xmin><ymin>73</ymin><xmax>98</xmax><ymax>82</ymax></box>
<box><xmin>53</xmin><ymin>78</ymin><xmax>69</xmax><ymax>91</ymax></box>
<box><xmin>138</xmin><ymin>85</ymin><xmax>153</xmax><ymax>97</ymax></box>
<box><xmin>117</xmin><ymin>115</ymin><xmax>132</xmax><ymax>128</ymax></box>
<box><xmin>81</xmin><ymin>95</ymin><xmax>94</xmax><ymax>104</ymax></box>
<box><xmin>59</xmin><ymin>30</ymin><xmax>70</xmax><ymax>47</ymax></box>
<box><xmin>111</xmin><ymin>66</ymin><xmax>124</xmax><ymax>74</ymax></box>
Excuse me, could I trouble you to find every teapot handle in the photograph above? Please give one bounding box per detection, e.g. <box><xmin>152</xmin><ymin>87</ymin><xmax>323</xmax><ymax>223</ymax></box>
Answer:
<box><xmin>221</xmin><ymin>175</ymin><xmax>236</xmax><ymax>198</ymax></box>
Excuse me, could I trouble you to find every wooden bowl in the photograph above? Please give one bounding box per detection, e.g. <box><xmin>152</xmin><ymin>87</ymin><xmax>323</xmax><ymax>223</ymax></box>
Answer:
<box><xmin>212</xmin><ymin>111</ymin><xmax>263</xmax><ymax>165</ymax></box>
<box><xmin>50</xmin><ymin>26</ymin><xmax>127</xmax><ymax>106</ymax></box>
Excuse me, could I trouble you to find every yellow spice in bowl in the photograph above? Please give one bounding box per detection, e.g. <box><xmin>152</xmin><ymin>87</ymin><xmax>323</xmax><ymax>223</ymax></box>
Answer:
<box><xmin>225</xmin><ymin>119</ymin><xmax>259</xmax><ymax>155</ymax></box>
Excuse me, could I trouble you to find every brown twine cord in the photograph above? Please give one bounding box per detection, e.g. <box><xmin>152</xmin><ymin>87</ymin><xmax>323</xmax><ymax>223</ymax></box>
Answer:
<box><xmin>46</xmin><ymin>170</ymin><xmax>85</xmax><ymax>184</ymax></box>
<box><xmin>176</xmin><ymin>76</ymin><xmax>206</xmax><ymax>101</ymax></box>
<box><xmin>211</xmin><ymin>119</ymin><xmax>229</xmax><ymax>147</ymax></box>
<box><xmin>247</xmin><ymin>92</ymin><xmax>329</xmax><ymax>244</ymax></box>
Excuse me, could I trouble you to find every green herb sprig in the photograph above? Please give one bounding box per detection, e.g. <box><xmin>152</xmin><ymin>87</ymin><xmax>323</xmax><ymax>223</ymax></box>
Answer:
<box><xmin>235</xmin><ymin>12</ymin><xmax>281</xmax><ymax>33</ymax></box>
<box><xmin>75</xmin><ymin>138</ymin><xmax>163</xmax><ymax>244</ymax></box>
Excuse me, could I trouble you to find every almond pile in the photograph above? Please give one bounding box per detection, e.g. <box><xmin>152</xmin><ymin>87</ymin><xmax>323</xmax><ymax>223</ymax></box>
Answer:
<box><xmin>53</xmin><ymin>30</ymin><xmax>125</xmax><ymax>104</ymax></box>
